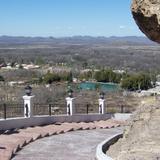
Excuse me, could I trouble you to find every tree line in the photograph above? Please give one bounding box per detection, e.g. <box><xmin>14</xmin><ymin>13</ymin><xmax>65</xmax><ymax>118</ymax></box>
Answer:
<box><xmin>121</xmin><ymin>73</ymin><xmax>154</xmax><ymax>91</ymax></box>
<box><xmin>78</xmin><ymin>69</ymin><xmax>156</xmax><ymax>91</ymax></box>
<box><xmin>40</xmin><ymin>71</ymin><xmax>72</xmax><ymax>84</ymax></box>
<box><xmin>0</xmin><ymin>68</ymin><xmax>156</xmax><ymax>91</ymax></box>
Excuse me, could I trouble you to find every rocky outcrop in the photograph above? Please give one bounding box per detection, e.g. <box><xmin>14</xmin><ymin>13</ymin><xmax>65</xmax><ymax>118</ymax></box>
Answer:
<box><xmin>106</xmin><ymin>2</ymin><xmax>160</xmax><ymax>159</ymax></box>
<box><xmin>107</xmin><ymin>101</ymin><xmax>160</xmax><ymax>160</ymax></box>
<box><xmin>131</xmin><ymin>0</ymin><xmax>160</xmax><ymax>43</ymax></box>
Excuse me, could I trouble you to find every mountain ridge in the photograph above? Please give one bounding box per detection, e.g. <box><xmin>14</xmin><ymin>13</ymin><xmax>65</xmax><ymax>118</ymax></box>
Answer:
<box><xmin>0</xmin><ymin>35</ymin><xmax>157</xmax><ymax>45</ymax></box>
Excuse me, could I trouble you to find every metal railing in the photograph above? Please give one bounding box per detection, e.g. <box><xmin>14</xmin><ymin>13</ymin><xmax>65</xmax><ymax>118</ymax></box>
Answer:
<box><xmin>75</xmin><ymin>103</ymin><xmax>99</xmax><ymax>114</ymax></box>
<box><xmin>0</xmin><ymin>102</ymin><xmax>135</xmax><ymax>120</ymax></box>
<box><xmin>0</xmin><ymin>103</ymin><xmax>24</xmax><ymax>119</ymax></box>
<box><xmin>33</xmin><ymin>103</ymin><xmax>66</xmax><ymax>116</ymax></box>
<box><xmin>106</xmin><ymin>105</ymin><xmax>135</xmax><ymax>114</ymax></box>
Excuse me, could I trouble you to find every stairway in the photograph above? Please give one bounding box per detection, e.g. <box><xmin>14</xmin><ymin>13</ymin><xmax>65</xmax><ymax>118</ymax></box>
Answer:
<box><xmin>0</xmin><ymin>119</ymin><xmax>124</xmax><ymax>160</ymax></box>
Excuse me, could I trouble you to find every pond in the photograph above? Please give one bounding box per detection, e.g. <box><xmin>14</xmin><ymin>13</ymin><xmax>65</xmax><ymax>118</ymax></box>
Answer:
<box><xmin>79</xmin><ymin>82</ymin><xmax>120</xmax><ymax>92</ymax></box>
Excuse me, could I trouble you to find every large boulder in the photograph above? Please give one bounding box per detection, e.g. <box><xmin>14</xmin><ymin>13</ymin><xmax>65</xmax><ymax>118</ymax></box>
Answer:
<box><xmin>107</xmin><ymin>101</ymin><xmax>160</xmax><ymax>160</ymax></box>
<box><xmin>131</xmin><ymin>0</ymin><xmax>160</xmax><ymax>43</ymax></box>
<box><xmin>106</xmin><ymin>1</ymin><xmax>160</xmax><ymax>159</ymax></box>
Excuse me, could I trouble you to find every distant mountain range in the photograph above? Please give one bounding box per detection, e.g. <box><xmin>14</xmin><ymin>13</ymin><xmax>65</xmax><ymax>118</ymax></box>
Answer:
<box><xmin>0</xmin><ymin>35</ymin><xmax>157</xmax><ymax>45</ymax></box>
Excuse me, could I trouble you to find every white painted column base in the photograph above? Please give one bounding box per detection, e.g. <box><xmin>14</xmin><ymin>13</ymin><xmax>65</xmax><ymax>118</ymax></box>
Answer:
<box><xmin>66</xmin><ymin>97</ymin><xmax>75</xmax><ymax>115</ymax></box>
<box><xmin>23</xmin><ymin>95</ymin><xmax>35</xmax><ymax>118</ymax></box>
<box><xmin>98</xmin><ymin>99</ymin><xmax>105</xmax><ymax>114</ymax></box>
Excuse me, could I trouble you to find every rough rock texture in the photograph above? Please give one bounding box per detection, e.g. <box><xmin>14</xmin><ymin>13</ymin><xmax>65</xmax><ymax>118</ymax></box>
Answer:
<box><xmin>107</xmin><ymin>2</ymin><xmax>160</xmax><ymax>159</ymax></box>
<box><xmin>107</xmin><ymin>101</ymin><xmax>160</xmax><ymax>160</ymax></box>
<box><xmin>131</xmin><ymin>0</ymin><xmax>160</xmax><ymax>43</ymax></box>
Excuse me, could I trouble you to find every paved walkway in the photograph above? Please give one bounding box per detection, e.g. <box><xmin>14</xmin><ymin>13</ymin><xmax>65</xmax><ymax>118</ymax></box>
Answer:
<box><xmin>12</xmin><ymin>127</ymin><xmax>123</xmax><ymax>160</ymax></box>
<box><xmin>0</xmin><ymin>119</ymin><xmax>124</xmax><ymax>160</ymax></box>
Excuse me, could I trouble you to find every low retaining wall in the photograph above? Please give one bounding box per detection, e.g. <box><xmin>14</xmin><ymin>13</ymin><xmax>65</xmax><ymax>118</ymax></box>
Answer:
<box><xmin>96</xmin><ymin>133</ymin><xmax>123</xmax><ymax>160</ymax></box>
<box><xmin>112</xmin><ymin>113</ymin><xmax>132</xmax><ymax>121</ymax></box>
<box><xmin>95</xmin><ymin>113</ymin><xmax>132</xmax><ymax>160</ymax></box>
<box><xmin>0</xmin><ymin>114</ymin><xmax>111</xmax><ymax>131</ymax></box>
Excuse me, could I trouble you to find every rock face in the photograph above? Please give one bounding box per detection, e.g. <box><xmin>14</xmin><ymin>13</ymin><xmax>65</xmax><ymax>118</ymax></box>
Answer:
<box><xmin>107</xmin><ymin>2</ymin><xmax>160</xmax><ymax>159</ymax></box>
<box><xmin>107</xmin><ymin>101</ymin><xmax>160</xmax><ymax>160</ymax></box>
<box><xmin>131</xmin><ymin>0</ymin><xmax>160</xmax><ymax>43</ymax></box>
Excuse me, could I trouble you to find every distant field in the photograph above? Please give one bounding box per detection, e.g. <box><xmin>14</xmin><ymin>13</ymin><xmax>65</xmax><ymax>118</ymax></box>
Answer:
<box><xmin>0</xmin><ymin>36</ymin><xmax>159</xmax><ymax>72</ymax></box>
<box><xmin>0</xmin><ymin>44</ymin><xmax>160</xmax><ymax>72</ymax></box>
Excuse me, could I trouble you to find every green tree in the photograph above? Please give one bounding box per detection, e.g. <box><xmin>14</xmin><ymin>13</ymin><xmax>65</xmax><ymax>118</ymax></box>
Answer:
<box><xmin>150</xmin><ymin>73</ymin><xmax>157</xmax><ymax>87</ymax></box>
<box><xmin>94</xmin><ymin>69</ymin><xmax>122</xmax><ymax>83</ymax></box>
<box><xmin>121</xmin><ymin>73</ymin><xmax>152</xmax><ymax>91</ymax></box>
<box><xmin>82</xmin><ymin>62</ymin><xmax>88</xmax><ymax>69</ymax></box>
<box><xmin>60</xmin><ymin>71</ymin><xmax>73</xmax><ymax>82</ymax></box>
<box><xmin>79</xmin><ymin>71</ymin><xmax>92</xmax><ymax>81</ymax></box>
<box><xmin>43</xmin><ymin>72</ymin><xmax>60</xmax><ymax>84</ymax></box>
<box><xmin>67</xmin><ymin>71</ymin><xmax>73</xmax><ymax>83</ymax></box>
<box><xmin>35</xmin><ymin>57</ymin><xmax>45</xmax><ymax>65</ymax></box>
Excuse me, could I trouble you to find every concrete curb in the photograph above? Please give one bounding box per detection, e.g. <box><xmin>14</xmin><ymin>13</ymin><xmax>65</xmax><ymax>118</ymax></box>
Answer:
<box><xmin>96</xmin><ymin>132</ymin><xmax>123</xmax><ymax>160</ymax></box>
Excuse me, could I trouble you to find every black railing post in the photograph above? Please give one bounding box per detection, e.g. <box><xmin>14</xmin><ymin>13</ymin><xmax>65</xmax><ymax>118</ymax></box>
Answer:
<box><xmin>3</xmin><ymin>103</ymin><xmax>6</xmax><ymax>119</ymax></box>
<box><xmin>67</xmin><ymin>104</ymin><xmax>70</xmax><ymax>115</ymax></box>
<box><xmin>99</xmin><ymin>104</ymin><xmax>102</xmax><ymax>114</ymax></box>
<box><xmin>25</xmin><ymin>104</ymin><xmax>29</xmax><ymax>117</ymax></box>
<box><xmin>49</xmin><ymin>104</ymin><xmax>52</xmax><ymax>116</ymax></box>
<box><xmin>121</xmin><ymin>105</ymin><xmax>124</xmax><ymax>113</ymax></box>
<box><xmin>86</xmin><ymin>104</ymin><xmax>89</xmax><ymax>114</ymax></box>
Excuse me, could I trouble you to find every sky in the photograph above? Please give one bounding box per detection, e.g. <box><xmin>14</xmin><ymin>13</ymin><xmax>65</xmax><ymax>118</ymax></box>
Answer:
<box><xmin>0</xmin><ymin>0</ymin><xmax>144</xmax><ymax>37</ymax></box>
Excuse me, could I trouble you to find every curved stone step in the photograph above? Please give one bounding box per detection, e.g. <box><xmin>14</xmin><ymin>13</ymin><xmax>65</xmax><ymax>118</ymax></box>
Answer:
<box><xmin>0</xmin><ymin>136</ymin><xmax>25</xmax><ymax>152</ymax></box>
<box><xmin>0</xmin><ymin>139</ymin><xmax>20</xmax><ymax>159</ymax></box>
<box><xmin>0</xmin><ymin>119</ymin><xmax>123</xmax><ymax>160</ymax></box>
<box><xmin>43</xmin><ymin>125</ymin><xmax>65</xmax><ymax>134</ymax></box>
<box><xmin>85</xmin><ymin>122</ymin><xmax>96</xmax><ymax>129</ymax></box>
<box><xmin>12</xmin><ymin>133</ymin><xmax>33</xmax><ymax>144</ymax></box>
<box><xmin>21</xmin><ymin>126</ymin><xmax>49</xmax><ymax>138</ymax></box>
<box><xmin>18</xmin><ymin>128</ymin><xmax>42</xmax><ymax>141</ymax></box>
<box><xmin>0</xmin><ymin>149</ymin><xmax>12</xmax><ymax>160</ymax></box>
<box><xmin>66</xmin><ymin>123</ymin><xmax>83</xmax><ymax>131</ymax></box>
<box><xmin>105</xmin><ymin>119</ymin><xmax>122</xmax><ymax>127</ymax></box>
<box><xmin>78</xmin><ymin>122</ymin><xmax>91</xmax><ymax>130</ymax></box>
<box><xmin>42</xmin><ymin>125</ymin><xmax>59</xmax><ymax>136</ymax></box>
<box><xmin>94</xmin><ymin>120</ymin><xmax>117</xmax><ymax>129</ymax></box>
<box><xmin>59</xmin><ymin>123</ymin><xmax>75</xmax><ymax>132</ymax></box>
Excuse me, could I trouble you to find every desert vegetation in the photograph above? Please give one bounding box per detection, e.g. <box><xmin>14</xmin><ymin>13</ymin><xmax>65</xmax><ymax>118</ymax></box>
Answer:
<box><xmin>0</xmin><ymin>36</ymin><xmax>158</xmax><ymax>112</ymax></box>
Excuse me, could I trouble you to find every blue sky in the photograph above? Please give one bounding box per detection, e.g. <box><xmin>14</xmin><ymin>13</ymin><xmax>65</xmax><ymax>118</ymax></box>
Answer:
<box><xmin>0</xmin><ymin>0</ymin><xmax>144</xmax><ymax>37</ymax></box>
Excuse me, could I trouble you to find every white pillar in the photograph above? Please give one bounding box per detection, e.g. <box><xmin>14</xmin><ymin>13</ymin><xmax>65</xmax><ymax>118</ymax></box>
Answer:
<box><xmin>98</xmin><ymin>99</ymin><xmax>105</xmax><ymax>114</ymax></box>
<box><xmin>23</xmin><ymin>95</ymin><xmax>35</xmax><ymax>118</ymax></box>
<box><xmin>66</xmin><ymin>97</ymin><xmax>75</xmax><ymax>115</ymax></box>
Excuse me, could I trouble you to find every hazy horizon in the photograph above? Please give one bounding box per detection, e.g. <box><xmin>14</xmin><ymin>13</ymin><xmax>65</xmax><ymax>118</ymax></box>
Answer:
<box><xmin>0</xmin><ymin>35</ymin><xmax>146</xmax><ymax>38</ymax></box>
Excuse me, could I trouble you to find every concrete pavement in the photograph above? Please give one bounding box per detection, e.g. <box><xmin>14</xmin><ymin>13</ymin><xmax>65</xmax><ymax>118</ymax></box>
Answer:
<box><xmin>12</xmin><ymin>127</ymin><xmax>123</xmax><ymax>160</ymax></box>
